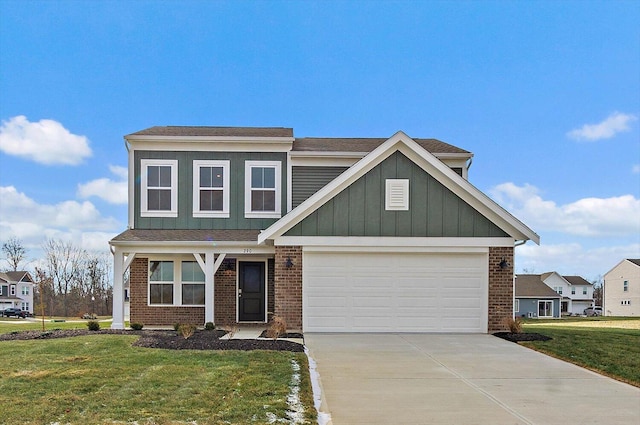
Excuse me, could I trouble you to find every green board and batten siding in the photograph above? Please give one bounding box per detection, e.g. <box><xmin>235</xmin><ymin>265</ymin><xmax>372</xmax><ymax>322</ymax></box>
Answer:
<box><xmin>285</xmin><ymin>151</ymin><xmax>509</xmax><ymax>238</ymax></box>
<box><xmin>134</xmin><ymin>150</ymin><xmax>287</xmax><ymax>230</ymax></box>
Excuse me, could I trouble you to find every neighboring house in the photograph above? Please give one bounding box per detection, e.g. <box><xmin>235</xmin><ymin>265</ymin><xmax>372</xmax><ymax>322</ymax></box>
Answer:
<box><xmin>538</xmin><ymin>272</ymin><xmax>594</xmax><ymax>315</ymax></box>
<box><xmin>514</xmin><ymin>275</ymin><xmax>561</xmax><ymax>318</ymax></box>
<box><xmin>603</xmin><ymin>259</ymin><xmax>640</xmax><ymax>316</ymax></box>
<box><xmin>110</xmin><ymin>127</ymin><xmax>539</xmax><ymax>333</ymax></box>
<box><xmin>0</xmin><ymin>271</ymin><xmax>35</xmax><ymax>314</ymax></box>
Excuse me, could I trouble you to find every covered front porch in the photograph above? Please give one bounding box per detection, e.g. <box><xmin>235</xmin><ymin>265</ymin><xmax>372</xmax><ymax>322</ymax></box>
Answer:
<box><xmin>109</xmin><ymin>229</ymin><xmax>276</xmax><ymax>329</ymax></box>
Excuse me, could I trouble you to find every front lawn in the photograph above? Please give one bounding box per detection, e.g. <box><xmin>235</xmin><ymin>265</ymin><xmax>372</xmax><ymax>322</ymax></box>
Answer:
<box><xmin>0</xmin><ymin>334</ymin><xmax>316</xmax><ymax>424</ymax></box>
<box><xmin>521</xmin><ymin>323</ymin><xmax>640</xmax><ymax>387</ymax></box>
<box><xmin>0</xmin><ymin>318</ymin><xmax>106</xmax><ymax>333</ymax></box>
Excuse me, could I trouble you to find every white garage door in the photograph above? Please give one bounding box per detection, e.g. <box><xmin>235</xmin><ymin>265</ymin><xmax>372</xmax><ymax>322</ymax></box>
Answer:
<box><xmin>303</xmin><ymin>251</ymin><xmax>488</xmax><ymax>333</ymax></box>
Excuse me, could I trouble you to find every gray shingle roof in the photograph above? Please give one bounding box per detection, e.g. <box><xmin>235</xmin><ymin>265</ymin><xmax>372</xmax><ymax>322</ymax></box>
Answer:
<box><xmin>111</xmin><ymin>229</ymin><xmax>261</xmax><ymax>243</ymax></box>
<box><xmin>628</xmin><ymin>259</ymin><xmax>640</xmax><ymax>267</ymax></box>
<box><xmin>0</xmin><ymin>271</ymin><xmax>32</xmax><ymax>283</ymax></box>
<box><xmin>128</xmin><ymin>126</ymin><xmax>294</xmax><ymax>138</ymax></box>
<box><xmin>515</xmin><ymin>275</ymin><xmax>562</xmax><ymax>298</ymax></box>
<box><xmin>293</xmin><ymin>137</ymin><xmax>470</xmax><ymax>154</ymax></box>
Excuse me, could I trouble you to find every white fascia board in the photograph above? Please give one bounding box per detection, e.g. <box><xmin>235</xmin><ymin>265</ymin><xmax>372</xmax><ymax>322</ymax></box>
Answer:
<box><xmin>109</xmin><ymin>240</ymin><xmax>275</xmax><ymax>255</ymax></box>
<box><xmin>127</xmin><ymin>140</ymin><xmax>135</xmax><ymax>228</ymax></box>
<box><xmin>289</xmin><ymin>152</ymin><xmax>362</xmax><ymax>167</ymax></box>
<box><xmin>125</xmin><ymin>137</ymin><xmax>294</xmax><ymax>153</ymax></box>
<box><xmin>395</xmin><ymin>141</ymin><xmax>540</xmax><ymax>244</ymax></box>
<box><xmin>275</xmin><ymin>236</ymin><xmax>513</xmax><ymax>250</ymax></box>
<box><xmin>259</xmin><ymin>130</ymin><xmax>539</xmax><ymax>244</ymax></box>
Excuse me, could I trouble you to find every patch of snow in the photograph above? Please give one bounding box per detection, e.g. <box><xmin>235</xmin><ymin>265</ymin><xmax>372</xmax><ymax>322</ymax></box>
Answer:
<box><xmin>304</xmin><ymin>348</ymin><xmax>332</xmax><ymax>425</ymax></box>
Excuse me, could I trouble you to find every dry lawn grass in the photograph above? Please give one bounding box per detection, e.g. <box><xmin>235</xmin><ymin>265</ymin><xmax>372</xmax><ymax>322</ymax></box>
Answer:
<box><xmin>526</xmin><ymin>319</ymin><xmax>640</xmax><ymax>329</ymax></box>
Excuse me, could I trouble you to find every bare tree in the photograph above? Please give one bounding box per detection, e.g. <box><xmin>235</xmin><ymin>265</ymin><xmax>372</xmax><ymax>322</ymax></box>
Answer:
<box><xmin>42</xmin><ymin>238</ymin><xmax>86</xmax><ymax>317</ymax></box>
<box><xmin>2</xmin><ymin>236</ymin><xmax>27</xmax><ymax>271</ymax></box>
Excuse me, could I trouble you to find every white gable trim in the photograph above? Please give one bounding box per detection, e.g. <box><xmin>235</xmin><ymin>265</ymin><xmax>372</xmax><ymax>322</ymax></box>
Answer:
<box><xmin>258</xmin><ymin>131</ymin><xmax>539</xmax><ymax>245</ymax></box>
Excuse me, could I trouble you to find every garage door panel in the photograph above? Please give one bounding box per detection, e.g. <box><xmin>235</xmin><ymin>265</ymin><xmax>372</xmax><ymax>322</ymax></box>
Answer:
<box><xmin>303</xmin><ymin>251</ymin><xmax>488</xmax><ymax>333</ymax></box>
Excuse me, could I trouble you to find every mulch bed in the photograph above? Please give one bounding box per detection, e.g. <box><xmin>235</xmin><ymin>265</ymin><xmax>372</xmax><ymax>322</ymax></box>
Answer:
<box><xmin>258</xmin><ymin>330</ymin><xmax>304</xmax><ymax>339</ymax></box>
<box><xmin>494</xmin><ymin>332</ymin><xmax>552</xmax><ymax>343</ymax></box>
<box><xmin>0</xmin><ymin>329</ymin><xmax>305</xmax><ymax>352</ymax></box>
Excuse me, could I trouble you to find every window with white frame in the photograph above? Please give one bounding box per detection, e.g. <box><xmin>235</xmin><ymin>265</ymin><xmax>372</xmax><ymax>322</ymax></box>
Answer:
<box><xmin>245</xmin><ymin>161</ymin><xmax>281</xmax><ymax>218</ymax></box>
<box><xmin>554</xmin><ymin>286</ymin><xmax>563</xmax><ymax>294</ymax></box>
<box><xmin>181</xmin><ymin>261</ymin><xmax>205</xmax><ymax>305</ymax></box>
<box><xmin>10</xmin><ymin>285</ymin><xmax>15</xmax><ymax>296</ymax></box>
<box><xmin>21</xmin><ymin>302</ymin><xmax>29</xmax><ymax>311</ymax></box>
<box><xmin>193</xmin><ymin>160</ymin><xmax>230</xmax><ymax>218</ymax></box>
<box><xmin>141</xmin><ymin>159</ymin><xmax>178</xmax><ymax>217</ymax></box>
<box><xmin>515</xmin><ymin>299</ymin><xmax>520</xmax><ymax>312</ymax></box>
<box><xmin>583</xmin><ymin>287</ymin><xmax>587</xmax><ymax>295</ymax></box>
<box><xmin>149</xmin><ymin>261</ymin><xmax>174</xmax><ymax>305</ymax></box>
<box><xmin>623</xmin><ymin>280</ymin><xmax>628</xmax><ymax>292</ymax></box>
<box><xmin>571</xmin><ymin>287</ymin><xmax>576</xmax><ymax>295</ymax></box>
<box><xmin>21</xmin><ymin>286</ymin><xmax>29</xmax><ymax>295</ymax></box>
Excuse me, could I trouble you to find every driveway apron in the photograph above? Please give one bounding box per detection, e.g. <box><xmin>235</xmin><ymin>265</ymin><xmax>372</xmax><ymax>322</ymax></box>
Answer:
<box><xmin>305</xmin><ymin>333</ymin><xmax>640</xmax><ymax>425</ymax></box>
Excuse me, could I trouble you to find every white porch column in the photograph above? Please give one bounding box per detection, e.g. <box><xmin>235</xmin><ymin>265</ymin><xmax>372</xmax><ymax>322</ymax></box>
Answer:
<box><xmin>111</xmin><ymin>248</ymin><xmax>125</xmax><ymax>329</ymax></box>
<box><xmin>204</xmin><ymin>251</ymin><xmax>215</xmax><ymax>325</ymax></box>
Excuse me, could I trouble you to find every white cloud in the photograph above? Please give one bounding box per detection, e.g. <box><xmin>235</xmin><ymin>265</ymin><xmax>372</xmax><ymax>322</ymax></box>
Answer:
<box><xmin>632</xmin><ymin>164</ymin><xmax>640</xmax><ymax>174</ymax></box>
<box><xmin>77</xmin><ymin>165</ymin><xmax>128</xmax><ymax>204</ymax></box>
<box><xmin>516</xmin><ymin>242</ymin><xmax>640</xmax><ymax>281</ymax></box>
<box><xmin>0</xmin><ymin>186</ymin><xmax>119</xmax><ymax>254</ymax></box>
<box><xmin>491</xmin><ymin>182</ymin><xmax>640</xmax><ymax>237</ymax></box>
<box><xmin>0</xmin><ymin>115</ymin><xmax>92</xmax><ymax>165</ymax></box>
<box><xmin>566</xmin><ymin>112</ymin><xmax>637</xmax><ymax>141</ymax></box>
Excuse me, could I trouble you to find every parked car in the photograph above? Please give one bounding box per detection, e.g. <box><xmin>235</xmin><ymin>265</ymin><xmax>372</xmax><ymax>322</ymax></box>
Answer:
<box><xmin>584</xmin><ymin>306</ymin><xmax>602</xmax><ymax>317</ymax></box>
<box><xmin>2</xmin><ymin>308</ymin><xmax>27</xmax><ymax>318</ymax></box>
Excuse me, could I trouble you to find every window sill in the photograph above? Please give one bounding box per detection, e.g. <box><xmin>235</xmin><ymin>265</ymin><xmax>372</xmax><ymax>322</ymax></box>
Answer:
<box><xmin>193</xmin><ymin>212</ymin><xmax>230</xmax><ymax>218</ymax></box>
<box><xmin>141</xmin><ymin>211</ymin><xmax>178</xmax><ymax>218</ymax></box>
<box><xmin>244</xmin><ymin>211</ymin><xmax>281</xmax><ymax>219</ymax></box>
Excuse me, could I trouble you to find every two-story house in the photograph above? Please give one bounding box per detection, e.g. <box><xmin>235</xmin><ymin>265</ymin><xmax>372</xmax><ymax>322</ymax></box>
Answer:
<box><xmin>110</xmin><ymin>127</ymin><xmax>539</xmax><ymax>333</ymax></box>
<box><xmin>537</xmin><ymin>272</ymin><xmax>594</xmax><ymax>315</ymax></box>
<box><xmin>604</xmin><ymin>259</ymin><xmax>639</xmax><ymax>316</ymax></box>
<box><xmin>0</xmin><ymin>271</ymin><xmax>35</xmax><ymax>314</ymax></box>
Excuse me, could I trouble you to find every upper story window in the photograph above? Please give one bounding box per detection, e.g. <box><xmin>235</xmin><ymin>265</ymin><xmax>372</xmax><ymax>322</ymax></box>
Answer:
<box><xmin>10</xmin><ymin>285</ymin><xmax>16</xmax><ymax>296</ymax></box>
<box><xmin>623</xmin><ymin>280</ymin><xmax>628</xmax><ymax>292</ymax></box>
<box><xmin>571</xmin><ymin>287</ymin><xmax>576</xmax><ymax>295</ymax></box>
<box><xmin>21</xmin><ymin>286</ymin><xmax>29</xmax><ymax>295</ymax></box>
<box><xmin>554</xmin><ymin>286</ymin><xmax>563</xmax><ymax>295</ymax></box>
<box><xmin>245</xmin><ymin>161</ymin><xmax>281</xmax><ymax>218</ymax></box>
<box><xmin>193</xmin><ymin>160</ymin><xmax>230</xmax><ymax>218</ymax></box>
<box><xmin>141</xmin><ymin>159</ymin><xmax>178</xmax><ymax>217</ymax></box>
<box><xmin>582</xmin><ymin>287</ymin><xmax>587</xmax><ymax>295</ymax></box>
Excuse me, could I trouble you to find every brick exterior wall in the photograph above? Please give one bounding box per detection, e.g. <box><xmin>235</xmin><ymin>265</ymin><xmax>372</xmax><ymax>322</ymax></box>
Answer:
<box><xmin>488</xmin><ymin>246</ymin><xmax>515</xmax><ymax>332</ymax></box>
<box><xmin>274</xmin><ymin>246</ymin><xmax>303</xmax><ymax>331</ymax></box>
<box><xmin>129</xmin><ymin>257</ymin><xmax>204</xmax><ymax>326</ymax></box>
<box><xmin>214</xmin><ymin>259</ymin><xmax>236</xmax><ymax>326</ymax></box>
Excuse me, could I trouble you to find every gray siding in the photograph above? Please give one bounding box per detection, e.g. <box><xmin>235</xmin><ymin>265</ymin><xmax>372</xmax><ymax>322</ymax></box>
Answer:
<box><xmin>291</xmin><ymin>166</ymin><xmax>348</xmax><ymax>208</ymax></box>
<box><xmin>516</xmin><ymin>298</ymin><xmax>561</xmax><ymax>318</ymax></box>
<box><xmin>285</xmin><ymin>151</ymin><xmax>509</xmax><ymax>238</ymax></box>
<box><xmin>134</xmin><ymin>151</ymin><xmax>287</xmax><ymax>230</ymax></box>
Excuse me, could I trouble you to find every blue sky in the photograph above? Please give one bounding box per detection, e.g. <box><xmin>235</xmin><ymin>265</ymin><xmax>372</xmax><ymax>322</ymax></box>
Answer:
<box><xmin>1</xmin><ymin>0</ymin><xmax>638</xmax><ymax>281</ymax></box>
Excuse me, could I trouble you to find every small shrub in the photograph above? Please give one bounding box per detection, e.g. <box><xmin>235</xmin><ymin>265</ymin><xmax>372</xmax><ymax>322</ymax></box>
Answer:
<box><xmin>87</xmin><ymin>321</ymin><xmax>100</xmax><ymax>331</ymax></box>
<box><xmin>173</xmin><ymin>323</ymin><xmax>181</xmax><ymax>332</ymax></box>
<box><xmin>178</xmin><ymin>323</ymin><xmax>197</xmax><ymax>339</ymax></box>
<box><xmin>503</xmin><ymin>316</ymin><xmax>523</xmax><ymax>333</ymax></box>
<box><xmin>204</xmin><ymin>322</ymin><xmax>215</xmax><ymax>331</ymax></box>
<box><xmin>130</xmin><ymin>322</ymin><xmax>144</xmax><ymax>331</ymax></box>
<box><xmin>266</xmin><ymin>316</ymin><xmax>287</xmax><ymax>340</ymax></box>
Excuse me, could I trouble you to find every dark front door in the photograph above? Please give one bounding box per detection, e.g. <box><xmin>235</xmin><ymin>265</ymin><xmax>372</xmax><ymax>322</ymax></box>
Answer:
<box><xmin>238</xmin><ymin>261</ymin><xmax>266</xmax><ymax>322</ymax></box>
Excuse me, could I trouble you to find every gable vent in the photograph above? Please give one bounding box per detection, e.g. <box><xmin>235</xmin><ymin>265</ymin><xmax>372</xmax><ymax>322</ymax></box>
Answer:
<box><xmin>385</xmin><ymin>179</ymin><xmax>409</xmax><ymax>211</ymax></box>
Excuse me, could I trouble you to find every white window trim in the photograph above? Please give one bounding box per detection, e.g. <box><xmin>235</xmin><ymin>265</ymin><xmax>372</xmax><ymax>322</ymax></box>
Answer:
<box><xmin>244</xmin><ymin>160</ymin><xmax>282</xmax><ymax>218</ymax></box>
<box><xmin>193</xmin><ymin>160</ymin><xmax>230</xmax><ymax>218</ymax></box>
<box><xmin>514</xmin><ymin>299</ymin><xmax>520</xmax><ymax>312</ymax></box>
<box><xmin>147</xmin><ymin>258</ymin><xmax>206</xmax><ymax>307</ymax></box>
<box><xmin>385</xmin><ymin>179</ymin><xmax>409</xmax><ymax>211</ymax></box>
<box><xmin>141</xmin><ymin>159</ymin><xmax>178</xmax><ymax>218</ymax></box>
<box><xmin>538</xmin><ymin>300</ymin><xmax>554</xmax><ymax>318</ymax></box>
<box><xmin>10</xmin><ymin>285</ymin><xmax>16</xmax><ymax>296</ymax></box>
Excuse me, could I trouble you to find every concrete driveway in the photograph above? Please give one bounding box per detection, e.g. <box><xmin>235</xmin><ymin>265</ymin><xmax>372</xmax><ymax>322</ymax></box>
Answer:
<box><xmin>305</xmin><ymin>334</ymin><xmax>640</xmax><ymax>425</ymax></box>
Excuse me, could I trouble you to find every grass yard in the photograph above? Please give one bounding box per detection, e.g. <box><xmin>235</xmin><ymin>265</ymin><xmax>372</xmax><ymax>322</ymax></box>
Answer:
<box><xmin>0</xmin><ymin>318</ymin><xmax>105</xmax><ymax>333</ymax></box>
<box><xmin>522</xmin><ymin>320</ymin><xmax>640</xmax><ymax>387</ymax></box>
<box><xmin>0</xmin><ymin>334</ymin><xmax>316</xmax><ymax>425</ymax></box>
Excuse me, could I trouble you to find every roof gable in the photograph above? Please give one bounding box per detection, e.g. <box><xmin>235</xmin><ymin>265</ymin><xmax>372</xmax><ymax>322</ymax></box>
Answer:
<box><xmin>284</xmin><ymin>151</ymin><xmax>508</xmax><ymax>238</ymax></box>
<box><xmin>259</xmin><ymin>131</ymin><xmax>539</xmax><ymax>244</ymax></box>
